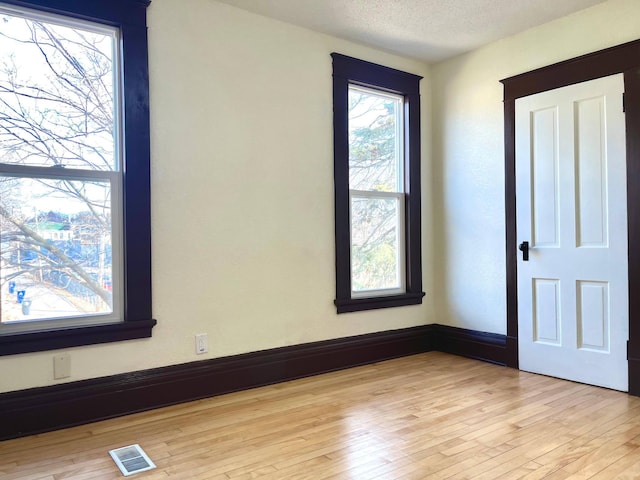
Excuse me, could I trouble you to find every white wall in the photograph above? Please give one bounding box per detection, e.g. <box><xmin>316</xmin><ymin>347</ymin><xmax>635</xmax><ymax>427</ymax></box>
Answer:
<box><xmin>0</xmin><ymin>0</ymin><xmax>433</xmax><ymax>393</ymax></box>
<box><xmin>432</xmin><ymin>0</ymin><xmax>640</xmax><ymax>334</ymax></box>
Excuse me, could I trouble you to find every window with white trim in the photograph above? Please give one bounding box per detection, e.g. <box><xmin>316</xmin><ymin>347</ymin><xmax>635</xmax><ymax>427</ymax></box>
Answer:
<box><xmin>332</xmin><ymin>53</ymin><xmax>424</xmax><ymax>313</ymax></box>
<box><xmin>0</xmin><ymin>5</ymin><xmax>122</xmax><ymax>331</ymax></box>
<box><xmin>0</xmin><ymin>0</ymin><xmax>154</xmax><ymax>355</ymax></box>
<box><xmin>349</xmin><ymin>85</ymin><xmax>406</xmax><ymax>297</ymax></box>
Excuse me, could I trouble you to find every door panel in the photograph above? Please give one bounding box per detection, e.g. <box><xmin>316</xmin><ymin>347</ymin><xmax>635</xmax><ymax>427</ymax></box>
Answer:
<box><xmin>516</xmin><ymin>74</ymin><xmax>628</xmax><ymax>391</ymax></box>
<box><xmin>533</xmin><ymin>278</ymin><xmax>561</xmax><ymax>345</ymax></box>
<box><xmin>577</xmin><ymin>280</ymin><xmax>608</xmax><ymax>351</ymax></box>
<box><xmin>575</xmin><ymin>96</ymin><xmax>608</xmax><ymax>247</ymax></box>
<box><xmin>531</xmin><ymin>107</ymin><xmax>560</xmax><ymax>247</ymax></box>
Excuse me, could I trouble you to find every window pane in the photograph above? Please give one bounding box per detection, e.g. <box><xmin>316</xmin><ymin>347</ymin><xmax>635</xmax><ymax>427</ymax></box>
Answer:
<box><xmin>0</xmin><ymin>9</ymin><xmax>118</xmax><ymax>171</ymax></box>
<box><xmin>351</xmin><ymin>196</ymin><xmax>402</xmax><ymax>292</ymax></box>
<box><xmin>348</xmin><ymin>86</ymin><xmax>403</xmax><ymax>192</ymax></box>
<box><xmin>0</xmin><ymin>176</ymin><xmax>114</xmax><ymax>323</ymax></box>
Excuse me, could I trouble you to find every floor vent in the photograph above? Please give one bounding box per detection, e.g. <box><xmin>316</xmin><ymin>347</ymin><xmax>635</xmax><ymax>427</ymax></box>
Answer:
<box><xmin>109</xmin><ymin>444</ymin><xmax>156</xmax><ymax>476</ymax></box>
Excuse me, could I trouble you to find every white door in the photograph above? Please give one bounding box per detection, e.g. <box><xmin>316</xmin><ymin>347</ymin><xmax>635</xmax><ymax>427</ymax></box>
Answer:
<box><xmin>516</xmin><ymin>74</ymin><xmax>628</xmax><ymax>391</ymax></box>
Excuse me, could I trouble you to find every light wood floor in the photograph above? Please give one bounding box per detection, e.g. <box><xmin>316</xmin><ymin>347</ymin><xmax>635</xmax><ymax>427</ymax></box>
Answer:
<box><xmin>2</xmin><ymin>352</ymin><xmax>640</xmax><ymax>479</ymax></box>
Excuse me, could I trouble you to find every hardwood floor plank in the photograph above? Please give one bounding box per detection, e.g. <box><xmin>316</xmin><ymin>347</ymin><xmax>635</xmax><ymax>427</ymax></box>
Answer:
<box><xmin>595</xmin><ymin>450</ymin><xmax>640</xmax><ymax>480</ymax></box>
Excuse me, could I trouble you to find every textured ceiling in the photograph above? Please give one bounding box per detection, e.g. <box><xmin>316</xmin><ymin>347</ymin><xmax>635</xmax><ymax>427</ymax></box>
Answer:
<box><xmin>214</xmin><ymin>0</ymin><xmax>607</xmax><ymax>62</ymax></box>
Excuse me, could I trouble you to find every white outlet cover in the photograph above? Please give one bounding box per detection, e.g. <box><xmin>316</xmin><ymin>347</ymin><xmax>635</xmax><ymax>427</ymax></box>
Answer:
<box><xmin>53</xmin><ymin>353</ymin><xmax>71</xmax><ymax>379</ymax></box>
<box><xmin>195</xmin><ymin>333</ymin><xmax>208</xmax><ymax>354</ymax></box>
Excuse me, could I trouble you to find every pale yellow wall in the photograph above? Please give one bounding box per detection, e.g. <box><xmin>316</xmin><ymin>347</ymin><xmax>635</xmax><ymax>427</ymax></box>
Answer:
<box><xmin>0</xmin><ymin>0</ymin><xmax>434</xmax><ymax>393</ymax></box>
<box><xmin>431</xmin><ymin>0</ymin><xmax>640</xmax><ymax>334</ymax></box>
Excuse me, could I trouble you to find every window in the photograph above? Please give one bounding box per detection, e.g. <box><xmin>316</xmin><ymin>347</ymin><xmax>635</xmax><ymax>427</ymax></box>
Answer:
<box><xmin>332</xmin><ymin>53</ymin><xmax>424</xmax><ymax>313</ymax></box>
<box><xmin>0</xmin><ymin>0</ymin><xmax>154</xmax><ymax>355</ymax></box>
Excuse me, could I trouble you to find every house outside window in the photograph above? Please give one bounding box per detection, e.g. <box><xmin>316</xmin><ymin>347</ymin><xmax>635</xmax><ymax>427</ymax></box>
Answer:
<box><xmin>332</xmin><ymin>53</ymin><xmax>424</xmax><ymax>313</ymax></box>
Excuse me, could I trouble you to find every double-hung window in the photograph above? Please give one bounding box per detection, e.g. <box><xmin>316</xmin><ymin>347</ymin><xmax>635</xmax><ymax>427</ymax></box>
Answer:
<box><xmin>0</xmin><ymin>0</ymin><xmax>154</xmax><ymax>355</ymax></box>
<box><xmin>332</xmin><ymin>53</ymin><xmax>424</xmax><ymax>313</ymax></box>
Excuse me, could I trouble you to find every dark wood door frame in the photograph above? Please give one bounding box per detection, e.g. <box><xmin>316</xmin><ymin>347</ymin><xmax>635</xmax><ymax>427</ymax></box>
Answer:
<box><xmin>501</xmin><ymin>39</ymin><xmax>640</xmax><ymax>395</ymax></box>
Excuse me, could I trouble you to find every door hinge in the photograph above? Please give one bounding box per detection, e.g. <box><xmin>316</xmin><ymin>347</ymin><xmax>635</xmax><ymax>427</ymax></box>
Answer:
<box><xmin>623</xmin><ymin>92</ymin><xmax>626</xmax><ymax>113</ymax></box>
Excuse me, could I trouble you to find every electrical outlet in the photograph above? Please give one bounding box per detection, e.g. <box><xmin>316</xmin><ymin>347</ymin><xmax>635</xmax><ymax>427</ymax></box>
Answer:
<box><xmin>53</xmin><ymin>353</ymin><xmax>71</xmax><ymax>379</ymax></box>
<box><xmin>195</xmin><ymin>333</ymin><xmax>208</xmax><ymax>354</ymax></box>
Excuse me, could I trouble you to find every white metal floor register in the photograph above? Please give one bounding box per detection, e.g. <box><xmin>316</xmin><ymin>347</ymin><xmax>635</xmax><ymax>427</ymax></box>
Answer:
<box><xmin>109</xmin><ymin>444</ymin><xmax>156</xmax><ymax>476</ymax></box>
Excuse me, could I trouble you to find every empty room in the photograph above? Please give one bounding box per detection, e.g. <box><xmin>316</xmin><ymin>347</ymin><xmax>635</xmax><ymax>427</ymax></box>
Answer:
<box><xmin>2</xmin><ymin>0</ymin><xmax>640</xmax><ymax>478</ymax></box>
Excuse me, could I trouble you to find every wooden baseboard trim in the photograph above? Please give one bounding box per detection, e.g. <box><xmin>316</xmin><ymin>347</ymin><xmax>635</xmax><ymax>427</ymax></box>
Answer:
<box><xmin>0</xmin><ymin>325</ymin><xmax>434</xmax><ymax>441</ymax></box>
<box><xmin>629</xmin><ymin>356</ymin><xmax>640</xmax><ymax>396</ymax></box>
<box><xmin>505</xmin><ymin>335</ymin><xmax>519</xmax><ymax>368</ymax></box>
<box><xmin>434</xmin><ymin>324</ymin><xmax>507</xmax><ymax>366</ymax></box>
<box><xmin>0</xmin><ymin>324</ymin><xmax>511</xmax><ymax>441</ymax></box>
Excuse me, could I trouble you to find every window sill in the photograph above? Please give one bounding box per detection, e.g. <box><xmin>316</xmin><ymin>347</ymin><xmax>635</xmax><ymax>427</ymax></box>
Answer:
<box><xmin>0</xmin><ymin>319</ymin><xmax>157</xmax><ymax>356</ymax></box>
<box><xmin>335</xmin><ymin>292</ymin><xmax>425</xmax><ymax>314</ymax></box>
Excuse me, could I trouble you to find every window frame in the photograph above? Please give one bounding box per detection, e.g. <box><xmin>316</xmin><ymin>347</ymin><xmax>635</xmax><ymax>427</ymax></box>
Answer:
<box><xmin>348</xmin><ymin>85</ymin><xmax>406</xmax><ymax>298</ymax></box>
<box><xmin>0</xmin><ymin>0</ymin><xmax>155</xmax><ymax>355</ymax></box>
<box><xmin>332</xmin><ymin>53</ymin><xmax>424</xmax><ymax>314</ymax></box>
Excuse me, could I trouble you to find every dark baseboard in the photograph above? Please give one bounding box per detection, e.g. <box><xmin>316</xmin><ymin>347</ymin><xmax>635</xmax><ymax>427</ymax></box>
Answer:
<box><xmin>505</xmin><ymin>335</ymin><xmax>519</xmax><ymax>368</ymax></box>
<box><xmin>0</xmin><ymin>324</ymin><xmax>510</xmax><ymax>441</ymax></box>
<box><xmin>0</xmin><ymin>325</ymin><xmax>435</xmax><ymax>441</ymax></box>
<box><xmin>433</xmin><ymin>324</ymin><xmax>507</xmax><ymax>366</ymax></box>
<box><xmin>629</xmin><ymin>356</ymin><xmax>640</xmax><ymax>397</ymax></box>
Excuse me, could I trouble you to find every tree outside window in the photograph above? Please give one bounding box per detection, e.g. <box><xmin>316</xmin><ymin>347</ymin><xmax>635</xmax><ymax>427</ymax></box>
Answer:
<box><xmin>0</xmin><ymin>6</ymin><xmax>121</xmax><ymax>328</ymax></box>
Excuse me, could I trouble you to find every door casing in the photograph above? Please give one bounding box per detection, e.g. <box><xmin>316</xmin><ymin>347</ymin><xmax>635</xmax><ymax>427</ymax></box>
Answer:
<box><xmin>501</xmin><ymin>39</ymin><xmax>640</xmax><ymax>395</ymax></box>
